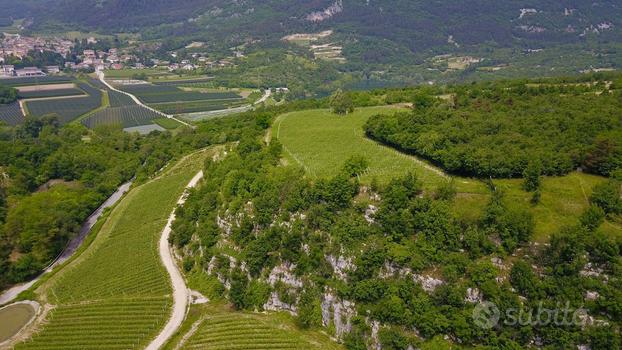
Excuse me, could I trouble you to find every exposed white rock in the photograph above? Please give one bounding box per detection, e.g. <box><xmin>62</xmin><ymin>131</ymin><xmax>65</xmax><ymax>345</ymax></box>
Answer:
<box><xmin>321</xmin><ymin>291</ymin><xmax>356</xmax><ymax>339</ymax></box>
<box><xmin>414</xmin><ymin>274</ymin><xmax>444</xmax><ymax>293</ymax></box>
<box><xmin>585</xmin><ymin>291</ymin><xmax>600</xmax><ymax>301</ymax></box>
<box><xmin>465</xmin><ymin>288</ymin><xmax>482</xmax><ymax>304</ymax></box>
<box><xmin>267</xmin><ymin>262</ymin><xmax>303</xmax><ymax>288</ymax></box>
<box><xmin>518</xmin><ymin>8</ymin><xmax>538</xmax><ymax>19</ymax></box>
<box><xmin>326</xmin><ymin>255</ymin><xmax>355</xmax><ymax>281</ymax></box>
<box><xmin>379</xmin><ymin>262</ymin><xmax>412</xmax><ymax>279</ymax></box>
<box><xmin>264</xmin><ymin>291</ymin><xmax>297</xmax><ymax>314</ymax></box>
<box><xmin>518</xmin><ymin>25</ymin><xmax>546</xmax><ymax>33</ymax></box>
<box><xmin>580</xmin><ymin>263</ymin><xmax>608</xmax><ymax>281</ymax></box>
<box><xmin>364</xmin><ymin>205</ymin><xmax>378</xmax><ymax>224</ymax></box>
<box><xmin>564</xmin><ymin>8</ymin><xmax>575</xmax><ymax>16</ymax></box>
<box><xmin>370</xmin><ymin>320</ymin><xmax>382</xmax><ymax>350</ymax></box>
<box><xmin>491</xmin><ymin>257</ymin><xmax>506</xmax><ymax>269</ymax></box>
<box><xmin>306</xmin><ymin>0</ymin><xmax>343</xmax><ymax>22</ymax></box>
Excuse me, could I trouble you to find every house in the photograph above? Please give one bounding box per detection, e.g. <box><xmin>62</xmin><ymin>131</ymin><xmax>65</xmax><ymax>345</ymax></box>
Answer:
<box><xmin>15</xmin><ymin>67</ymin><xmax>45</xmax><ymax>77</ymax></box>
<box><xmin>83</xmin><ymin>49</ymin><xmax>96</xmax><ymax>58</ymax></box>
<box><xmin>182</xmin><ymin>64</ymin><xmax>196</xmax><ymax>71</ymax></box>
<box><xmin>45</xmin><ymin>65</ymin><xmax>60</xmax><ymax>74</ymax></box>
<box><xmin>0</xmin><ymin>65</ymin><xmax>15</xmax><ymax>77</ymax></box>
<box><xmin>111</xmin><ymin>63</ymin><xmax>123</xmax><ymax>70</ymax></box>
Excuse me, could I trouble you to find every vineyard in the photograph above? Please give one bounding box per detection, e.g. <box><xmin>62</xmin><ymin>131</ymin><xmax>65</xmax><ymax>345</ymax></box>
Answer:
<box><xmin>151</xmin><ymin>99</ymin><xmax>246</xmax><ymax>114</ymax></box>
<box><xmin>81</xmin><ymin>105</ymin><xmax>163</xmax><ymax>129</ymax></box>
<box><xmin>0</xmin><ymin>102</ymin><xmax>24</xmax><ymax>126</ymax></box>
<box><xmin>117</xmin><ymin>84</ymin><xmax>241</xmax><ymax>104</ymax></box>
<box><xmin>153</xmin><ymin>78</ymin><xmax>213</xmax><ymax>86</ymax></box>
<box><xmin>174</xmin><ymin>304</ymin><xmax>341</xmax><ymax>350</ymax></box>
<box><xmin>17</xmin><ymin>151</ymin><xmax>209</xmax><ymax>350</ymax></box>
<box><xmin>25</xmin><ymin>82</ymin><xmax>102</xmax><ymax>124</ymax></box>
<box><xmin>0</xmin><ymin>76</ymin><xmax>73</xmax><ymax>87</ymax></box>
<box><xmin>88</xmin><ymin>78</ymin><xmax>136</xmax><ymax>107</ymax></box>
<box><xmin>18</xmin><ymin>88</ymin><xmax>85</xmax><ymax>99</ymax></box>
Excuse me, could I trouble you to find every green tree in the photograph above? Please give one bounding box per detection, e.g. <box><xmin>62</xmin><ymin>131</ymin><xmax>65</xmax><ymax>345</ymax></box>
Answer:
<box><xmin>330</xmin><ymin>89</ymin><xmax>354</xmax><ymax>115</ymax></box>
<box><xmin>522</xmin><ymin>159</ymin><xmax>542</xmax><ymax>192</ymax></box>
<box><xmin>579</xmin><ymin>205</ymin><xmax>605</xmax><ymax>231</ymax></box>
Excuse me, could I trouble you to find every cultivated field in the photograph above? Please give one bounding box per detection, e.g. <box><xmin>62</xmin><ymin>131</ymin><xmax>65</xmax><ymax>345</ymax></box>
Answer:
<box><xmin>25</xmin><ymin>82</ymin><xmax>102</xmax><ymax>124</ymax></box>
<box><xmin>0</xmin><ymin>76</ymin><xmax>73</xmax><ymax>87</ymax></box>
<box><xmin>151</xmin><ymin>99</ymin><xmax>246</xmax><ymax>115</ymax></box>
<box><xmin>0</xmin><ymin>102</ymin><xmax>24</xmax><ymax>126</ymax></box>
<box><xmin>167</xmin><ymin>303</ymin><xmax>342</xmax><ymax>350</ymax></box>
<box><xmin>81</xmin><ymin>105</ymin><xmax>166</xmax><ymax>129</ymax></box>
<box><xmin>275</xmin><ymin>106</ymin><xmax>450</xmax><ymax>187</ymax></box>
<box><xmin>117</xmin><ymin>84</ymin><xmax>241</xmax><ymax>104</ymax></box>
<box><xmin>16</xmin><ymin>150</ymin><xmax>210</xmax><ymax>350</ymax></box>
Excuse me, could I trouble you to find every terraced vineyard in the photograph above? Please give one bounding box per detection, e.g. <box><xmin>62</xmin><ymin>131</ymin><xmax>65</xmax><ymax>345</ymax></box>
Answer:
<box><xmin>0</xmin><ymin>102</ymin><xmax>24</xmax><ymax>126</ymax></box>
<box><xmin>16</xmin><ymin>151</ymin><xmax>209</xmax><ymax>350</ymax></box>
<box><xmin>81</xmin><ymin>105</ymin><xmax>164</xmax><ymax>129</ymax></box>
<box><xmin>25</xmin><ymin>82</ymin><xmax>102</xmax><ymax>124</ymax></box>
<box><xmin>173</xmin><ymin>304</ymin><xmax>342</xmax><ymax>350</ymax></box>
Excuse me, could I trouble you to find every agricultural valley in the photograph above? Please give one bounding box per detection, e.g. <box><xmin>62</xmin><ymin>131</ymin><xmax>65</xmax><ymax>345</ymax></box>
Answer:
<box><xmin>1</xmin><ymin>1</ymin><xmax>622</xmax><ymax>350</ymax></box>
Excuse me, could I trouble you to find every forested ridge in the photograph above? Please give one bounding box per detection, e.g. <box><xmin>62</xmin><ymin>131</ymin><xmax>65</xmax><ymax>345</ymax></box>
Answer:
<box><xmin>365</xmin><ymin>76</ymin><xmax>622</xmax><ymax>178</ymax></box>
<box><xmin>170</xmin><ymin>118</ymin><xmax>622</xmax><ymax>349</ymax></box>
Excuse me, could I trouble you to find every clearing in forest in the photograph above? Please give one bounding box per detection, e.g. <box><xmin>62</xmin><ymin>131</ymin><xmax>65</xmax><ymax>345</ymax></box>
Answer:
<box><xmin>275</xmin><ymin>106</ymin><xmax>453</xmax><ymax>188</ymax></box>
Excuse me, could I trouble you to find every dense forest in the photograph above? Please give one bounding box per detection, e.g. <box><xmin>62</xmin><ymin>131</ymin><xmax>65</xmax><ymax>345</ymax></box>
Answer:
<box><xmin>170</xmin><ymin>119</ymin><xmax>621</xmax><ymax>349</ymax></box>
<box><xmin>365</xmin><ymin>78</ymin><xmax>622</xmax><ymax>178</ymax></box>
<box><xmin>0</xmin><ymin>84</ymin><xmax>17</xmax><ymax>104</ymax></box>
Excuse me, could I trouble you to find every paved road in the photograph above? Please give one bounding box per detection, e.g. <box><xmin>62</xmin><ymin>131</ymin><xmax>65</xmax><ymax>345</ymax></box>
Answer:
<box><xmin>97</xmin><ymin>72</ymin><xmax>193</xmax><ymax>128</ymax></box>
<box><xmin>0</xmin><ymin>181</ymin><xmax>132</xmax><ymax>305</ymax></box>
<box><xmin>145</xmin><ymin>170</ymin><xmax>204</xmax><ymax>350</ymax></box>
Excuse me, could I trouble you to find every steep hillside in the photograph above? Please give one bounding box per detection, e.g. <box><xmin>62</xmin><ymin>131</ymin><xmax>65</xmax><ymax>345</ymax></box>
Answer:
<box><xmin>5</xmin><ymin>0</ymin><xmax>621</xmax><ymax>50</ymax></box>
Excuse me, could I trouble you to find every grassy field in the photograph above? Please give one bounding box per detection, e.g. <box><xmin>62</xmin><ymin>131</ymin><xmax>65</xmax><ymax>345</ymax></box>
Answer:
<box><xmin>0</xmin><ymin>303</ymin><xmax>36</xmax><ymax>343</ymax></box>
<box><xmin>275</xmin><ymin>106</ymin><xmax>621</xmax><ymax>242</ymax></box>
<box><xmin>165</xmin><ymin>303</ymin><xmax>343</xmax><ymax>350</ymax></box>
<box><xmin>275</xmin><ymin>106</ymin><xmax>454</xmax><ymax>188</ymax></box>
<box><xmin>16</xmin><ymin>150</ymin><xmax>210</xmax><ymax>350</ymax></box>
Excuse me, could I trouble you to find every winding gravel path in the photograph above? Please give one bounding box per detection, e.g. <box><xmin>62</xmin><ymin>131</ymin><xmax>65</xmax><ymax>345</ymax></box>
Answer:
<box><xmin>145</xmin><ymin>170</ymin><xmax>204</xmax><ymax>350</ymax></box>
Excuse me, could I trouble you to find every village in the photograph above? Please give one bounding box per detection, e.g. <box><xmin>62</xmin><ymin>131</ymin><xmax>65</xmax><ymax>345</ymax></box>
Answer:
<box><xmin>0</xmin><ymin>34</ymin><xmax>237</xmax><ymax>79</ymax></box>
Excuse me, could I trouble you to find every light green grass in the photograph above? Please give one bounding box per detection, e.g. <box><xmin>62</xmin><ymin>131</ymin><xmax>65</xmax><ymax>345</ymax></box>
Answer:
<box><xmin>16</xmin><ymin>150</ymin><xmax>211</xmax><ymax>350</ymax></box>
<box><xmin>167</xmin><ymin>303</ymin><xmax>343</xmax><ymax>350</ymax></box>
<box><xmin>275</xmin><ymin>107</ymin><xmax>456</xmax><ymax>188</ymax></box>
<box><xmin>154</xmin><ymin>117</ymin><xmax>183</xmax><ymax>130</ymax></box>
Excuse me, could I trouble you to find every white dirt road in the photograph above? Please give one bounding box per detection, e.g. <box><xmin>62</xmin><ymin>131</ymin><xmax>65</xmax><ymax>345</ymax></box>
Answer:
<box><xmin>97</xmin><ymin>71</ymin><xmax>193</xmax><ymax>128</ymax></box>
<box><xmin>145</xmin><ymin>170</ymin><xmax>204</xmax><ymax>350</ymax></box>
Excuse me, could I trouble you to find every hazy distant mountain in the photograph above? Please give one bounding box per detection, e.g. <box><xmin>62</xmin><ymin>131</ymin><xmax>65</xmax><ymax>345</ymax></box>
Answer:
<box><xmin>2</xmin><ymin>0</ymin><xmax>620</xmax><ymax>69</ymax></box>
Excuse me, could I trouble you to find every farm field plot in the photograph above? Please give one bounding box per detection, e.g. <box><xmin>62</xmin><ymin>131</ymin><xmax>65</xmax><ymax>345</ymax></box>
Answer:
<box><xmin>88</xmin><ymin>78</ymin><xmax>136</xmax><ymax>107</ymax></box>
<box><xmin>16</xmin><ymin>150</ymin><xmax>210</xmax><ymax>350</ymax></box>
<box><xmin>82</xmin><ymin>105</ymin><xmax>165</xmax><ymax>129</ymax></box>
<box><xmin>170</xmin><ymin>303</ymin><xmax>342</xmax><ymax>350</ymax></box>
<box><xmin>151</xmin><ymin>99</ymin><xmax>246</xmax><ymax>114</ymax></box>
<box><xmin>108</xmin><ymin>90</ymin><xmax>136</xmax><ymax>107</ymax></box>
<box><xmin>18</xmin><ymin>88</ymin><xmax>85</xmax><ymax>99</ymax></box>
<box><xmin>0</xmin><ymin>76</ymin><xmax>73</xmax><ymax>87</ymax></box>
<box><xmin>117</xmin><ymin>84</ymin><xmax>241</xmax><ymax>104</ymax></box>
<box><xmin>0</xmin><ymin>102</ymin><xmax>24</xmax><ymax>126</ymax></box>
<box><xmin>275</xmin><ymin>106</ymin><xmax>451</xmax><ymax>188</ymax></box>
<box><xmin>25</xmin><ymin>82</ymin><xmax>102</xmax><ymax>124</ymax></box>
<box><xmin>152</xmin><ymin>77</ymin><xmax>213</xmax><ymax>86</ymax></box>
